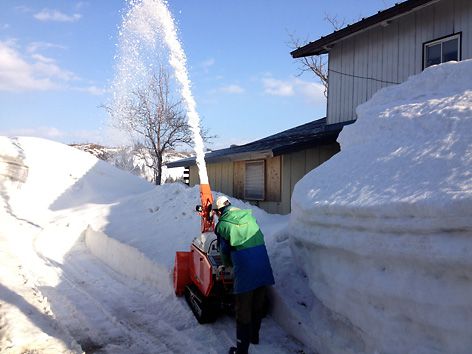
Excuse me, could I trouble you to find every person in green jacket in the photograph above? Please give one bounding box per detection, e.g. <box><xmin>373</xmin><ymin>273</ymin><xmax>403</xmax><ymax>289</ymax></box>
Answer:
<box><xmin>214</xmin><ymin>196</ymin><xmax>275</xmax><ymax>354</ymax></box>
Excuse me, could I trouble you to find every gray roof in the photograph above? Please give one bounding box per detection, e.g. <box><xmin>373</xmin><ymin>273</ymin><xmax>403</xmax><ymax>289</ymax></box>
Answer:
<box><xmin>167</xmin><ymin>118</ymin><xmax>352</xmax><ymax>168</ymax></box>
<box><xmin>291</xmin><ymin>0</ymin><xmax>436</xmax><ymax>57</ymax></box>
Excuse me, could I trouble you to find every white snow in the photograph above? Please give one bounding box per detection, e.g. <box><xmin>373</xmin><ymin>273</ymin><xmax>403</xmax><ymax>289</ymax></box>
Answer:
<box><xmin>1</xmin><ymin>60</ymin><xmax>471</xmax><ymax>354</ymax></box>
<box><xmin>0</xmin><ymin>137</ymin><xmax>307</xmax><ymax>353</ymax></box>
<box><xmin>112</xmin><ymin>0</ymin><xmax>209</xmax><ymax>186</ymax></box>
<box><xmin>290</xmin><ymin>60</ymin><xmax>472</xmax><ymax>354</ymax></box>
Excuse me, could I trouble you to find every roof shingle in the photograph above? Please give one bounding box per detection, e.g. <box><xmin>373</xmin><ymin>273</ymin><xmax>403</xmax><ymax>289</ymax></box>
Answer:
<box><xmin>167</xmin><ymin>118</ymin><xmax>351</xmax><ymax>168</ymax></box>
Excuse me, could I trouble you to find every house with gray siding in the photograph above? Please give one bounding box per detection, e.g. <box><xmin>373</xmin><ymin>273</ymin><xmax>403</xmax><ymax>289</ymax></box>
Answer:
<box><xmin>292</xmin><ymin>0</ymin><xmax>472</xmax><ymax>125</ymax></box>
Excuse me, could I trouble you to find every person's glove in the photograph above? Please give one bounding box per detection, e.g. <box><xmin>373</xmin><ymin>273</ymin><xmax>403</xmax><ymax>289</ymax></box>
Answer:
<box><xmin>217</xmin><ymin>265</ymin><xmax>225</xmax><ymax>275</ymax></box>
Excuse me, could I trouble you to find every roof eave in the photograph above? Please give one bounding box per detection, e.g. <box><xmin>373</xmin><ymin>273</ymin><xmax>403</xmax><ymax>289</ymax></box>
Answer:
<box><xmin>166</xmin><ymin>149</ymin><xmax>274</xmax><ymax>168</ymax></box>
<box><xmin>291</xmin><ymin>0</ymin><xmax>439</xmax><ymax>58</ymax></box>
<box><xmin>213</xmin><ymin>149</ymin><xmax>274</xmax><ymax>162</ymax></box>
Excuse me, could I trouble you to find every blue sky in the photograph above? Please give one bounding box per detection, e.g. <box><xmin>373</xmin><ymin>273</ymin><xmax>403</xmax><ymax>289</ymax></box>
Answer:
<box><xmin>0</xmin><ymin>0</ymin><xmax>397</xmax><ymax>149</ymax></box>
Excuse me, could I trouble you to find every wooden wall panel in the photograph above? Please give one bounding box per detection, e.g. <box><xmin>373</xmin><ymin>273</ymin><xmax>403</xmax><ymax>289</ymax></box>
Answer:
<box><xmin>397</xmin><ymin>14</ymin><xmax>417</xmax><ymax>82</ymax></box>
<box><xmin>189</xmin><ymin>165</ymin><xmax>199</xmax><ymax>186</ymax></box>
<box><xmin>353</xmin><ymin>34</ymin><xmax>369</xmax><ymax>114</ymax></box>
<box><xmin>415</xmin><ymin>5</ymin><xmax>435</xmax><ymax>72</ymax></box>
<box><xmin>366</xmin><ymin>28</ymin><xmax>379</xmax><ymax>102</ymax></box>
<box><xmin>341</xmin><ymin>40</ymin><xmax>355</xmax><ymax>123</ymax></box>
<box><xmin>433</xmin><ymin>0</ymin><xmax>455</xmax><ymax>39</ymax></box>
<box><xmin>258</xmin><ymin>200</ymin><xmax>291</xmax><ymax>215</ymax></box>
<box><xmin>281</xmin><ymin>154</ymin><xmax>292</xmax><ymax>213</ymax></box>
<box><xmin>382</xmin><ymin>21</ymin><xmax>399</xmax><ymax>87</ymax></box>
<box><xmin>216</xmin><ymin>163</ymin><xmax>222</xmax><ymax>191</ymax></box>
<box><xmin>320</xmin><ymin>144</ymin><xmax>341</xmax><ymax>165</ymax></box>
<box><xmin>327</xmin><ymin>45</ymin><xmax>343</xmax><ymax>125</ymax></box>
<box><xmin>455</xmin><ymin>0</ymin><xmax>472</xmax><ymax>59</ymax></box>
<box><xmin>222</xmin><ymin>161</ymin><xmax>233</xmax><ymax>196</ymax></box>
<box><xmin>373</xmin><ymin>28</ymin><xmax>384</xmax><ymax>95</ymax></box>
<box><xmin>207</xmin><ymin>164</ymin><xmax>215</xmax><ymax>191</ymax></box>
<box><xmin>266</xmin><ymin>156</ymin><xmax>281</xmax><ymax>202</ymax></box>
<box><xmin>233</xmin><ymin>161</ymin><xmax>244</xmax><ymax>199</ymax></box>
<box><xmin>289</xmin><ymin>150</ymin><xmax>306</xmax><ymax>196</ymax></box>
<box><xmin>305</xmin><ymin>147</ymin><xmax>321</xmax><ymax>172</ymax></box>
<box><xmin>207</xmin><ymin>164</ymin><xmax>215</xmax><ymax>190</ymax></box>
<box><xmin>466</xmin><ymin>0</ymin><xmax>472</xmax><ymax>59</ymax></box>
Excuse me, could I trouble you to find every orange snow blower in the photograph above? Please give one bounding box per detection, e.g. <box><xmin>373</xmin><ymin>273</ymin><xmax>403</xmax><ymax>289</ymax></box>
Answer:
<box><xmin>173</xmin><ymin>184</ymin><xmax>234</xmax><ymax>323</ymax></box>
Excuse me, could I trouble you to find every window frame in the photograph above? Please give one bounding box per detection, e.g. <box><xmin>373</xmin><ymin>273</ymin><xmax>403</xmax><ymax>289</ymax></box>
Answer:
<box><xmin>244</xmin><ymin>160</ymin><xmax>265</xmax><ymax>201</ymax></box>
<box><xmin>423</xmin><ymin>32</ymin><xmax>462</xmax><ymax>70</ymax></box>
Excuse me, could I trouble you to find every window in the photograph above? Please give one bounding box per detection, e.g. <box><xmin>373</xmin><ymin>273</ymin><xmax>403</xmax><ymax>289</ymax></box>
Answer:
<box><xmin>424</xmin><ymin>33</ymin><xmax>461</xmax><ymax>69</ymax></box>
<box><xmin>244</xmin><ymin>160</ymin><xmax>265</xmax><ymax>200</ymax></box>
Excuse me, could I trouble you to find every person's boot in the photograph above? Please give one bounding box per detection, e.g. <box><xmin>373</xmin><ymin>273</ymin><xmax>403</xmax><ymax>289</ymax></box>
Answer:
<box><xmin>228</xmin><ymin>323</ymin><xmax>251</xmax><ymax>354</ymax></box>
<box><xmin>251</xmin><ymin>317</ymin><xmax>261</xmax><ymax>344</ymax></box>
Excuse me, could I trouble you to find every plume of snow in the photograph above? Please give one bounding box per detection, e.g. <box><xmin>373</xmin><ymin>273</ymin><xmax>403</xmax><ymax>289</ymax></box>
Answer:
<box><xmin>111</xmin><ymin>0</ymin><xmax>208</xmax><ymax>184</ymax></box>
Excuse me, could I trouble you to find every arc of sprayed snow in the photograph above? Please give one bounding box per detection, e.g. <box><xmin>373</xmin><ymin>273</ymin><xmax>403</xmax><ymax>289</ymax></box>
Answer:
<box><xmin>153</xmin><ymin>1</ymin><xmax>209</xmax><ymax>185</ymax></box>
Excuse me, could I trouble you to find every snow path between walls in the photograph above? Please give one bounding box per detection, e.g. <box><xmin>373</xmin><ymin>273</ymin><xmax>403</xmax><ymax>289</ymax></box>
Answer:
<box><xmin>1</xmin><ymin>200</ymin><xmax>310</xmax><ymax>354</ymax></box>
<box><xmin>83</xmin><ymin>224</ymin><xmax>321</xmax><ymax>354</ymax></box>
<box><xmin>0</xmin><ymin>136</ymin><xmax>313</xmax><ymax>353</ymax></box>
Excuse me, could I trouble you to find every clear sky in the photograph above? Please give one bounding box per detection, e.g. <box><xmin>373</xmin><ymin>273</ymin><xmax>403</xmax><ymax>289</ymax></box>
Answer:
<box><xmin>0</xmin><ymin>0</ymin><xmax>397</xmax><ymax>150</ymax></box>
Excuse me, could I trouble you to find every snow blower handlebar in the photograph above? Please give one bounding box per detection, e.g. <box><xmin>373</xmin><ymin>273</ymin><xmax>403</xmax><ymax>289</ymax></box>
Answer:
<box><xmin>195</xmin><ymin>183</ymin><xmax>214</xmax><ymax>233</ymax></box>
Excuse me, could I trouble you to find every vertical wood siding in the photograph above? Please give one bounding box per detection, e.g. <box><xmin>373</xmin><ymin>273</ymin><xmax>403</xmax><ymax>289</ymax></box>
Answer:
<box><xmin>266</xmin><ymin>156</ymin><xmax>281</xmax><ymax>202</ymax></box>
<box><xmin>189</xmin><ymin>165</ymin><xmax>199</xmax><ymax>187</ymax></box>
<box><xmin>188</xmin><ymin>162</ymin><xmax>234</xmax><ymax>196</ymax></box>
<box><xmin>269</xmin><ymin>143</ymin><xmax>339</xmax><ymax>214</ymax></box>
<box><xmin>327</xmin><ymin>46</ymin><xmax>342</xmax><ymax>126</ymax></box>
<box><xmin>327</xmin><ymin>0</ymin><xmax>471</xmax><ymax>125</ymax></box>
<box><xmin>187</xmin><ymin>144</ymin><xmax>339</xmax><ymax>214</ymax></box>
<box><xmin>233</xmin><ymin>161</ymin><xmax>244</xmax><ymax>199</ymax></box>
<box><xmin>397</xmin><ymin>14</ymin><xmax>417</xmax><ymax>82</ymax></box>
<box><xmin>456</xmin><ymin>0</ymin><xmax>472</xmax><ymax>59</ymax></box>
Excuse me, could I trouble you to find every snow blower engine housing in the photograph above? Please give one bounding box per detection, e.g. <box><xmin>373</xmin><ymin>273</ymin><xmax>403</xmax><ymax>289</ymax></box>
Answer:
<box><xmin>173</xmin><ymin>184</ymin><xmax>234</xmax><ymax>323</ymax></box>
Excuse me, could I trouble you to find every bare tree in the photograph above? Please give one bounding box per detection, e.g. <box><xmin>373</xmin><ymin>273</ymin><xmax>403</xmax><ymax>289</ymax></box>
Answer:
<box><xmin>289</xmin><ymin>14</ymin><xmax>346</xmax><ymax>98</ymax></box>
<box><xmin>322</xmin><ymin>13</ymin><xmax>346</xmax><ymax>32</ymax></box>
<box><xmin>289</xmin><ymin>33</ymin><xmax>328</xmax><ymax>98</ymax></box>
<box><xmin>107</xmin><ymin>66</ymin><xmax>210</xmax><ymax>185</ymax></box>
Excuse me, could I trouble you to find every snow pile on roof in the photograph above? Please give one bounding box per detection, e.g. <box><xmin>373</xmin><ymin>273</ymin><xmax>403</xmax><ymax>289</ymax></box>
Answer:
<box><xmin>290</xmin><ymin>60</ymin><xmax>472</xmax><ymax>354</ymax></box>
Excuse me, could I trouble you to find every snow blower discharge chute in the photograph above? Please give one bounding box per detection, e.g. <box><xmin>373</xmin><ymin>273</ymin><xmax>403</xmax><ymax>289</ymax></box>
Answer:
<box><xmin>173</xmin><ymin>184</ymin><xmax>234</xmax><ymax>323</ymax></box>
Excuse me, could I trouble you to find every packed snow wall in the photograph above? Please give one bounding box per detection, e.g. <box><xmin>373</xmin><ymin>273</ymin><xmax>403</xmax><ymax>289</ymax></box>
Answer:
<box><xmin>289</xmin><ymin>60</ymin><xmax>472</xmax><ymax>354</ymax></box>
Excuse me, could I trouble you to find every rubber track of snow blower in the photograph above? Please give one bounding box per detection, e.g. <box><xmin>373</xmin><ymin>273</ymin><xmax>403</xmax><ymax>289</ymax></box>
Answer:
<box><xmin>184</xmin><ymin>283</ymin><xmax>217</xmax><ymax>324</ymax></box>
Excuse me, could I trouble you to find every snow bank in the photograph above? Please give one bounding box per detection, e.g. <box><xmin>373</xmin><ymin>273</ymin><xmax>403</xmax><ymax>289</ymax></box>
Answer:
<box><xmin>85</xmin><ymin>226</ymin><xmax>173</xmax><ymax>296</ymax></box>
<box><xmin>290</xmin><ymin>60</ymin><xmax>472</xmax><ymax>354</ymax></box>
<box><xmin>3</xmin><ymin>137</ymin><xmax>153</xmax><ymax>226</ymax></box>
<box><xmin>0</xmin><ymin>137</ymin><xmax>28</xmax><ymax>187</ymax></box>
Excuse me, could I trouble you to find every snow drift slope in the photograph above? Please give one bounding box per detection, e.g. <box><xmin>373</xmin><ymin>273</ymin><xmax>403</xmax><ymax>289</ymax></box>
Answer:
<box><xmin>4</xmin><ymin>137</ymin><xmax>153</xmax><ymax>224</ymax></box>
<box><xmin>0</xmin><ymin>136</ymin><xmax>310</xmax><ymax>353</ymax></box>
<box><xmin>290</xmin><ymin>60</ymin><xmax>472</xmax><ymax>354</ymax></box>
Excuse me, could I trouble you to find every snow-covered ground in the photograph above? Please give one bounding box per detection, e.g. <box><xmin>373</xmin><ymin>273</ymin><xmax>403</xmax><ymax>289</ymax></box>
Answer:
<box><xmin>1</xmin><ymin>60</ymin><xmax>471</xmax><ymax>354</ymax></box>
<box><xmin>0</xmin><ymin>137</ymin><xmax>309</xmax><ymax>353</ymax></box>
